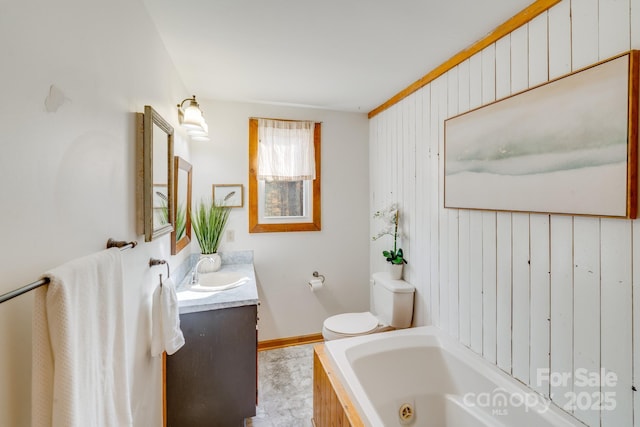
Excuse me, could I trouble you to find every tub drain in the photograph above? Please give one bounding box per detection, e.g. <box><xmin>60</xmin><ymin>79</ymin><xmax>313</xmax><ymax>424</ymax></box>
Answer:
<box><xmin>399</xmin><ymin>403</ymin><xmax>415</xmax><ymax>424</ymax></box>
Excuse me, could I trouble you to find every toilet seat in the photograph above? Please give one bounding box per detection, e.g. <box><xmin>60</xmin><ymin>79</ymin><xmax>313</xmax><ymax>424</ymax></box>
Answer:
<box><xmin>323</xmin><ymin>312</ymin><xmax>379</xmax><ymax>336</ymax></box>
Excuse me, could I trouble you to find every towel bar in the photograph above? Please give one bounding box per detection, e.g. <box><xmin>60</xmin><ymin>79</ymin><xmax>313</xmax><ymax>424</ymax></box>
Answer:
<box><xmin>0</xmin><ymin>238</ymin><xmax>138</xmax><ymax>305</ymax></box>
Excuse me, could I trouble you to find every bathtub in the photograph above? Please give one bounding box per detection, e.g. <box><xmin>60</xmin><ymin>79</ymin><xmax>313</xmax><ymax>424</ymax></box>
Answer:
<box><xmin>324</xmin><ymin>326</ymin><xmax>583</xmax><ymax>427</ymax></box>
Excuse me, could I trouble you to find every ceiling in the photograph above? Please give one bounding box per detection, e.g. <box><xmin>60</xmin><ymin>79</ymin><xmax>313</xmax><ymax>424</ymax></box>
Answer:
<box><xmin>142</xmin><ymin>0</ymin><xmax>534</xmax><ymax>113</ymax></box>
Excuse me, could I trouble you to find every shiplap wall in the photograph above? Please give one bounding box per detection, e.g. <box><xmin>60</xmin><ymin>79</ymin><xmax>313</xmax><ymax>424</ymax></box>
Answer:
<box><xmin>369</xmin><ymin>1</ymin><xmax>640</xmax><ymax>426</ymax></box>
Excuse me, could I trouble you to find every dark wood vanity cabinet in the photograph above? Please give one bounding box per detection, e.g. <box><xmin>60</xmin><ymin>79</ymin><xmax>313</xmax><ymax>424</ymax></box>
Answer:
<box><xmin>166</xmin><ymin>304</ymin><xmax>258</xmax><ymax>427</ymax></box>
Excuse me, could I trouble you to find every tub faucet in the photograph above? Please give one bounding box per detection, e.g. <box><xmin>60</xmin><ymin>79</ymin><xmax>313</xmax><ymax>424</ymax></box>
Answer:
<box><xmin>191</xmin><ymin>256</ymin><xmax>215</xmax><ymax>284</ymax></box>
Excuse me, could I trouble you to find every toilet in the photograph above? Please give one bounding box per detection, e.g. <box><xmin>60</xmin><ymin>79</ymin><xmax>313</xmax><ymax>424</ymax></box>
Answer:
<box><xmin>322</xmin><ymin>272</ymin><xmax>415</xmax><ymax>341</ymax></box>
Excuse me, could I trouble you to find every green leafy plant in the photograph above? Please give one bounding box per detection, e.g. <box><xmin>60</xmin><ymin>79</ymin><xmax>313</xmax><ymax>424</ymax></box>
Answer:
<box><xmin>175</xmin><ymin>203</ymin><xmax>186</xmax><ymax>240</ymax></box>
<box><xmin>383</xmin><ymin>248</ymin><xmax>406</xmax><ymax>265</ymax></box>
<box><xmin>191</xmin><ymin>198</ymin><xmax>231</xmax><ymax>254</ymax></box>
<box><xmin>372</xmin><ymin>203</ymin><xmax>407</xmax><ymax>265</ymax></box>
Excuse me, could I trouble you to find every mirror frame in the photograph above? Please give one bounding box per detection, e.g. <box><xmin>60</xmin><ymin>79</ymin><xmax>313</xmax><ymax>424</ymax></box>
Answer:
<box><xmin>136</xmin><ymin>106</ymin><xmax>175</xmax><ymax>242</ymax></box>
<box><xmin>171</xmin><ymin>157</ymin><xmax>192</xmax><ymax>254</ymax></box>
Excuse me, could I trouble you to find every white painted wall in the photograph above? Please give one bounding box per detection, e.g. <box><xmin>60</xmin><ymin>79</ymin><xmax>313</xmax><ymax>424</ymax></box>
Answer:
<box><xmin>0</xmin><ymin>0</ymin><xmax>191</xmax><ymax>425</ymax></box>
<box><xmin>190</xmin><ymin>100</ymin><xmax>371</xmax><ymax>341</ymax></box>
<box><xmin>369</xmin><ymin>1</ymin><xmax>640</xmax><ymax>426</ymax></box>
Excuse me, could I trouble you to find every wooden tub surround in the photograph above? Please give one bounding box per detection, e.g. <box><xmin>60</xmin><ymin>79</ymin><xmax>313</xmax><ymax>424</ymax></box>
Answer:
<box><xmin>313</xmin><ymin>344</ymin><xmax>364</xmax><ymax>427</ymax></box>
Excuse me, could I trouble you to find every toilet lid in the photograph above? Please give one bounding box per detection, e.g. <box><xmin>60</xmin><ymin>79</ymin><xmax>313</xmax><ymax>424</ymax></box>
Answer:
<box><xmin>324</xmin><ymin>312</ymin><xmax>379</xmax><ymax>335</ymax></box>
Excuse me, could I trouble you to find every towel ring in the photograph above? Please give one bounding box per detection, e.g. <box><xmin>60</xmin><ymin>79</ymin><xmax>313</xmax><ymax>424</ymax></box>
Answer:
<box><xmin>149</xmin><ymin>258</ymin><xmax>170</xmax><ymax>280</ymax></box>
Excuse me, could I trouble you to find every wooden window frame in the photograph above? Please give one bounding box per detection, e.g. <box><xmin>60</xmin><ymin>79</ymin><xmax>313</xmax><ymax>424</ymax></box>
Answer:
<box><xmin>248</xmin><ymin>118</ymin><xmax>321</xmax><ymax>233</ymax></box>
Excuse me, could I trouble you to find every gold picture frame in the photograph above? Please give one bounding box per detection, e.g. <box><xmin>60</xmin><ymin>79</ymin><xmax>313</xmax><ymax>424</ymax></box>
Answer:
<box><xmin>213</xmin><ymin>184</ymin><xmax>244</xmax><ymax>208</ymax></box>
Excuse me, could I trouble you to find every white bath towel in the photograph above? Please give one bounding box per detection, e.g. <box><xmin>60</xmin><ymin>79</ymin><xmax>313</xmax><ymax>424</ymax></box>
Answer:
<box><xmin>32</xmin><ymin>248</ymin><xmax>133</xmax><ymax>427</ymax></box>
<box><xmin>150</xmin><ymin>277</ymin><xmax>184</xmax><ymax>357</ymax></box>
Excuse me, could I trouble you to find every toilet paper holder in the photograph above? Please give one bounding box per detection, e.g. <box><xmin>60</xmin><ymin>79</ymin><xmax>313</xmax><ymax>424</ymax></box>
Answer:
<box><xmin>312</xmin><ymin>271</ymin><xmax>325</xmax><ymax>283</ymax></box>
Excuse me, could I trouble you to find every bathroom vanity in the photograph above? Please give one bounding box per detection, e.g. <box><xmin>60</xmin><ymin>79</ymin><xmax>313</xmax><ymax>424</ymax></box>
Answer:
<box><xmin>166</xmin><ymin>252</ymin><xmax>259</xmax><ymax>427</ymax></box>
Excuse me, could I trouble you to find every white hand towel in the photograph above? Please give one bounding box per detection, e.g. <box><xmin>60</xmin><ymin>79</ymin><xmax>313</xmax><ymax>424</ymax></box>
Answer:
<box><xmin>32</xmin><ymin>247</ymin><xmax>133</xmax><ymax>427</ymax></box>
<box><xmin>151</xmin><ymin>277</ymin><xmax>185</xmax><ymax>357</ymax></box>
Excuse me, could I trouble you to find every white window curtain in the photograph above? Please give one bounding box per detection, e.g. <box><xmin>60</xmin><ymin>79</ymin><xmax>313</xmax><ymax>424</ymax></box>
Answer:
<box><xmin>257</xmin><ymin>119</ymin><xmax>315</xmax><ymax>181</ymax></box>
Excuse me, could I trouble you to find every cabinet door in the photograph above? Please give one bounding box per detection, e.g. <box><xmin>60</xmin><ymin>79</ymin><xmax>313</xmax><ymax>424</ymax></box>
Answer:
<box><xmin>166</xmin><ymin>305</ymin><xmax>257</xmax><ymax>427</ymax></box>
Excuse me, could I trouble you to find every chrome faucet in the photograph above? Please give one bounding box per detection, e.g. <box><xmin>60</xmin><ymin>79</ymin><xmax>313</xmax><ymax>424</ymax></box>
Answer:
<box><xmin>191</xmin><ymin>256</ymin><xmax>215</xmax><ymax>284</ymax></box>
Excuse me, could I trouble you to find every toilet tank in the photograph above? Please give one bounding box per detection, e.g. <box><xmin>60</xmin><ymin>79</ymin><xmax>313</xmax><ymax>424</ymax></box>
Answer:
<box><xmin>371</xmin><ymin>272</ymin><xmax>415</xmax><ymax>328</ymax></box>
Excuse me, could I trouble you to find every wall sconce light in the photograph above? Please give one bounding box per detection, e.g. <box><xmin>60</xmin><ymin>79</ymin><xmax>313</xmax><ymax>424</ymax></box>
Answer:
<box><xmin>177</xmin><ymin>95</ymin><xmax>209</xmax><ymax>141</ymax></box>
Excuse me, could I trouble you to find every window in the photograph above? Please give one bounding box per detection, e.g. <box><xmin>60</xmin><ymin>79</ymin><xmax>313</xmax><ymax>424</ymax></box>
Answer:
<box><xmin>249</xmin><ymin>118</ymin><xmax>321</xmax><ymax>233</ymax></box>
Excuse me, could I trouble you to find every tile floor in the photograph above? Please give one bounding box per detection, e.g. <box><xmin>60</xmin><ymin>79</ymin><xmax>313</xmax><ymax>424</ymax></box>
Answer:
<box><xmin>246</xmin><ymin>343</ymin><xmax>315</xmax><ymax>427</ymax></box>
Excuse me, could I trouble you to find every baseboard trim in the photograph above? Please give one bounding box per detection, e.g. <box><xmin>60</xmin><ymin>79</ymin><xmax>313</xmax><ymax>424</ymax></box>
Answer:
<box><xmin>258</xmin><ymin>333</ymin><xmax>324</xmax><ymax>351</ymax></box>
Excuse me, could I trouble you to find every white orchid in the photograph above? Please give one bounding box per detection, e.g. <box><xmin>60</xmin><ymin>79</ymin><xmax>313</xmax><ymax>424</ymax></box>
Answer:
<box><xmin>372</xmin><ymin>203</ymin><xmax>407</xmax><ymax>265</ymax></box>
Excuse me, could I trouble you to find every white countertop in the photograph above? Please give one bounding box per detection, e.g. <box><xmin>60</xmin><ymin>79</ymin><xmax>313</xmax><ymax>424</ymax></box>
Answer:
<box><xmin>175</xmin><ymin>253</ymin><xmax>259</xmax><ymax>315</ymax></box>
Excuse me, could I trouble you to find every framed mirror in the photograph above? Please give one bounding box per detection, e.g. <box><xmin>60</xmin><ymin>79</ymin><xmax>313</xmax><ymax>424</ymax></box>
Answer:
<box><xmin>171</xmin><ymin>157</ymin><xmax>192</xmax><ymax>254</ymax></box>
<box><xmin>136</xmin><ymin>106</ymin><xmax>175</xmax><ymax>241</ymax></box>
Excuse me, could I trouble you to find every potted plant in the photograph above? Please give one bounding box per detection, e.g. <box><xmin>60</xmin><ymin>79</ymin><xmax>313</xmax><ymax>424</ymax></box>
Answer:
<box><xmin>191</xmin><ymin>198</ymin><xmax>231</xmax><ymax>273</ymax></box>
<box><xmin>372</xmin><ymin>203</ymin><xmax>407</xmax><ymax>279</ymax></box>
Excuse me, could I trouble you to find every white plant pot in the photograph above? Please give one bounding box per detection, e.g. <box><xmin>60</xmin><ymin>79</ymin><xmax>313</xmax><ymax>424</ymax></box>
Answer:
<box><xmin>388</xmin><ymin>263</ymin><xmax>403</xmax><ymax>280</ymax></box>
<box><xmin>198</xmin><ymin>253</ymin><xmax>222</xmax><ymax>273</ymax></box>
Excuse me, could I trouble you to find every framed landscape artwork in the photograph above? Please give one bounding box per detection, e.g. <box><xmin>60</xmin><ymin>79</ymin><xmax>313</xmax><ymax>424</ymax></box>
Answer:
<box><xmin>444</xmin><ymin>51</ymin><xmax>639</xmax><ymax>219</ymax></box>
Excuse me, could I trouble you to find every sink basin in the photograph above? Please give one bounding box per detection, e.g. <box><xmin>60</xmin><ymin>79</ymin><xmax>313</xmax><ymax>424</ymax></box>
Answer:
<box><xmin>190</xmin><ymin>271</ymin><xmax>249</xmax><ymax>292</ymax></box>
